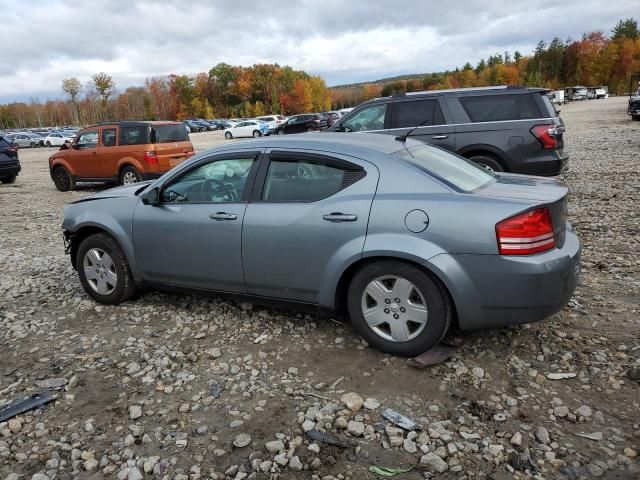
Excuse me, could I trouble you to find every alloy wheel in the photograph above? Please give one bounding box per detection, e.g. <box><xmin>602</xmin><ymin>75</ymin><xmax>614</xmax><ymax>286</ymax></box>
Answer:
<box><xmin>360</xmin><ymin>275</ymin><xmax>428</xmax><ymax>342</ymax></box>
<box><xmin>83</xmin><ymin>248</ymin><xmax>117</xmax><ymax>295</ymax></box>
<box><xmin>122</xmin><ymin>171</ymin><xmax>138</xmax><ymax>184</ymax></box>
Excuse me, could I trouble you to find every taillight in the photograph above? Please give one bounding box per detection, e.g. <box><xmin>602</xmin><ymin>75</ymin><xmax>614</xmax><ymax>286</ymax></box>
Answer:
<box><xmin>496</xmin><ymin>207</ymin><xmax>555</xmax><ymax>255</ymax></box>
<box><xmin>143</xmin><ymin>151</ymin><xmax>158</xmax><ymax>164</ymax></box>
<box><xmin>531</xmin><ymin>124</ymin><xmax>563</xmax><ymax>149</ymax></box>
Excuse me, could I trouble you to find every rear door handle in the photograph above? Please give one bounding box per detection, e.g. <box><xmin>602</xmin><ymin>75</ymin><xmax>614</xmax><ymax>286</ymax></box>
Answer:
<box><xmin>209</xmin><ymin>212</ymin><xmax>238</xmax><ymax>221</ymax></box>
<box><xmin>323</xmin><ymin>213</ymin><xmax>358</xmax><ymax>222</ymax></box>
<box><xmin>431</xmin><ymin>135</ymin><xmax>449</xmax><ymax>140</ymax></box>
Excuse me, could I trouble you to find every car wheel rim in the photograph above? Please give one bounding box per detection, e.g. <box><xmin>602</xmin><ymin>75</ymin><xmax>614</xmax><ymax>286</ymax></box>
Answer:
<box><xmin>123</xmin><ymin>171</ymin><xmax>138</xmax><ymax>184</ymax></box>
<box><xmin>361</xmin><ymin>275</ymin><xmax>428</xmax><ymax>342</ymax></box>
<box><xmin>253</xmin><ymin>131</ymin><xmax>260</xmax><ymax>138</ymax></box>
<box><xmin>83</xmin><ymin>248</ymin><xmax>117</xmax><ymax>295</ymax></box>
<box><xmin>480</xmin><ymin>163</ymin><xmax>494</xmax><ymax>173</ymax></box>
<box><xmin>278</xmin><ymin>130</ymin><xmax>284</xmax><ymax>135</ymax></box>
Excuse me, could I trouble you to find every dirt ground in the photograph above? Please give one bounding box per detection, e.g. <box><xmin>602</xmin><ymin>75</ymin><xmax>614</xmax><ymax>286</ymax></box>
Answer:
<box><xmin>0</xmin><ymin>97</ymin><xmax>638</xmax><ymax>480</ymax></box>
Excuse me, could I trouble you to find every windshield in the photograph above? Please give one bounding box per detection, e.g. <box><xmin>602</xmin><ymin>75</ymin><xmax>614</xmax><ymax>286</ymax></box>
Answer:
<box><xmin>151</xmin><ymin>124</ymin><xmax>189</xmax><ymax>143</ymax></box>
<box><xmin>393</xmin><ymin>144</ymin><xmax>495</xmax><ymax>192</ymax></box>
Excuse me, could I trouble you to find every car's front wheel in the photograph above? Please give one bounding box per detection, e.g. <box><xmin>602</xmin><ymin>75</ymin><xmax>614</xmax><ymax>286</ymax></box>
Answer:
<box><xmin>76</xmin><ymin>233</ymin><xmax>137</xmax><ymax>305</ymax></box>
<box><xmin>46</xmin><ymin>141</ymin><xmax>52</xmax><ymax>147</ymax></box>
<box><xmin>52</xmin><ymin>166</ymin><xmax>75</xmax><ymax>191</ymax></box>
<box><xmin>1</xmin><ymin>175</ymin><xmax>16</xmax><ymax>184</ymax></box>
<box><xmin>120</xmin><ymin>166</ymin><xmax>141</xmax><ymax>185</ymax></box>
<box><xmin>347</xmin><ymin>260</ymin><xmax>451</xmax><ymax>356</ymax></box>
<box><xmin>225</xmin><ymin>132</ymin><xmax>233</xmax><ymax>139</ymax></box>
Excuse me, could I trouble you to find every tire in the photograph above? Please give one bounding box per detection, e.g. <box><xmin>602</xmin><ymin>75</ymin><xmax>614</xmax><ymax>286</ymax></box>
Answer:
<box><xmin>76</xmin><ymin>233</ymin><xmax>136</xmax><ymax>305</ymax></box>
<box><xmin>30</xmin><ymin>142</ymin><xmax>35</xmax><ymax>148</ymax></box>
<box><xmin>306</xmin><ymin>127</ymin><xmax>314</xmax><ymax>132</ymax></box>
<box><xmin>277</xmin><ymin>130</ymin><xmax>285</xmax><ymax>135</ymax></box>
<box><xmin>632</xmin><ymin>115</ymin><xmax>640</xmax><ymax>122</ymax></box>
<box><xmin>347</xmin><ymin>260</ymin><xmax>451</xmax><ymax>356</ymax></box>
<box><xmin>120</xmin><ymin>166</ymin><xmax>141</xmax><ymax>185</ymax></box>
<box><xmin>1</xmin><ymin>175</ymin><xmax>17</xmax><ymax>184</ymax></box>
<box><xmin>468</xmin><ymin>154</ymin><xmax>504</xmax><ymax>173</ymax></box>
<box><xmin>252</xmin><ymin>130</ymin><xmax>262</xmax><ymax>138</ymax></box>
<box><xmin>46</xmin><ymin>141</ymin><xmax>52</xmax><ymax>147</ymax></box>
<box><xmin>225</xmin><ymin>132</ymin><xmax>233</xmax><ymax>139</ymax></box>
<box><xmin>52</xmin><ymin>166</ymin><xmax>75</xmax><ymax>192</ymax></box>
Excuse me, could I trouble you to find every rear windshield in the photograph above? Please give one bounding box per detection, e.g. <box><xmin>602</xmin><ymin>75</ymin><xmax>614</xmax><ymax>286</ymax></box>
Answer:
<box><xmin>459</xmin><ymin>93</ymin><xmax>540</xmax><ymax>122</ymax></box>
<box><xmin>151</xmin><ymin>124</ymin><xmax>189</xmax><ymax>143</ymax></box>
<box><xmin>393</xmin><ymin>144</ymin><xmax>495</xmax><ymax>192</ymax></box>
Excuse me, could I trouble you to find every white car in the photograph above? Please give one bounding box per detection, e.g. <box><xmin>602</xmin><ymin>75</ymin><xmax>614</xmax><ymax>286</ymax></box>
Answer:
<box><xmin>223</xmin><ymin>120</ymin><xmax>270</xmax><ymax>139</ymax></box>
<box><xmin>44</xmin><ymin>132</ymin><xmax>74</xmax><ymax>147</ymax></box>
<box><xmin>255</xmin><ymin>115</ymin><xmax>286</xmax><ymax>129</ymax></box>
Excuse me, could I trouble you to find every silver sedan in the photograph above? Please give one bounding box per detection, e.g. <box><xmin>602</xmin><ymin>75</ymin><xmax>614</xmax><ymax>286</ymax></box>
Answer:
<box><xmin>62</xmin><ymin>134</ymin><xmax>581</xmax><ymax>356</ymax></box>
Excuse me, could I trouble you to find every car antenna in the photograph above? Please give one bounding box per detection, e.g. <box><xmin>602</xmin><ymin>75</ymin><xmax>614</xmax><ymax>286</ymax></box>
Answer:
<box><xmin>394</xmin><ymin>115</ymin><xmax>434</xmax><ymax>157</ymax></box>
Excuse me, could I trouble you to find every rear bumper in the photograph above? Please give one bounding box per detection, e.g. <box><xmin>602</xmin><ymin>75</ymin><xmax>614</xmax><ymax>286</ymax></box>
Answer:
<box><xmin>512</xmin><ymin>150</ymin><xmax>569</xmax><ymax>176</ymax></box>
<box><xmin>428</xmin><ymin>226</ymin><xmax>581</xmax><ymax>330</ymax></box>
<box><xmin>0</xmin><ymin>163</ymin><xmax>21</xmax><ymax>178</ymax></box>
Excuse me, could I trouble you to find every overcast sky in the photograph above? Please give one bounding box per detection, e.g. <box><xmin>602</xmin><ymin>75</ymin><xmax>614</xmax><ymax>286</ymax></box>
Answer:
<box><xmin>0</xmin><ymin>0</ymin><xmax>634</xmax><ymax>102</ymax></box>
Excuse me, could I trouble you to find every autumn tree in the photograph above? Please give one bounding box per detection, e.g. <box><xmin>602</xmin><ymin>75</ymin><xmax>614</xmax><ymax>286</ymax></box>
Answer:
<box><xmin>62</xmin><ymin>78</ymin><xmax>82</xmax><ymax>124</ymax></box>
<box><xmin>92</xmin><ymin>72</ymin><xmax>116</xmax><ymax>108</ymax></box>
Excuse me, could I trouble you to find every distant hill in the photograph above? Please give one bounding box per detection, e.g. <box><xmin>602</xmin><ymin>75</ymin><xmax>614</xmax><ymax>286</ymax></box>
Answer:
<box><xmin>330</xmin><ymin>72</ymin><xmax>436</xmax><ymax>89</ymax></box>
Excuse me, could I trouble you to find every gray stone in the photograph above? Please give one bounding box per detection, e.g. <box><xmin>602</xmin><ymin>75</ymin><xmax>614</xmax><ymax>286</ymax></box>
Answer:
<box><xmin>420</xmin><ymin>453</ymin><xmax>449</xmax><ymax>473</ymax></box>
<box><xmin>265</xmin><ymin>440</ymin><xmax>285</xmax><ymax>453</ymax></box>
<box><xmin>129</xmin><ymin>405</ymin><xmax>142</xmax><ymax>420</ymax></box>
<box><xmin>347</xmin><ymin>420</ymin><xmax>365</xmax><ymax>437</ymax></box>
<box><xmin>340</xmin><ymin>392</ymin><xmax>364</xmax><ymax>413</ymax></box>
<box><xmin>289</xmin><ymin>456</ymin><xmax>303</xmax><ymax>470</ymax></box>
<box><xmin>535</xmin><ymin>426</ymin><xmax>550</xmax><ymax>444</ymax></box>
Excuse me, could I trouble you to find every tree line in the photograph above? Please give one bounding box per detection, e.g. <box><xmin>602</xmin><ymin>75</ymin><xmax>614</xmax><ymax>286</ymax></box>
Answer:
<box><xmin>331</xmin><ymin>18</ymin><xmax>640</xmax><ymax>108</ymax></box>
<box><xmin>0</xmin><ymin>63</ymin><xmax>332</xmax><ymax>129</ymax></box>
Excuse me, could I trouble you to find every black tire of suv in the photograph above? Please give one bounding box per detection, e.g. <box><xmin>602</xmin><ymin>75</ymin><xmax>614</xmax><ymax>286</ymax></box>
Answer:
<box><xmin>52</xmin><ymin>166</ymin><xmax>75</xmax><ymax>192</ymax></box>
<box><xmin>120</xmin><ymin>166</ymin><xmax>142</xmax><ymax>185</ymax></box>
<box><xmin>306</xmin><ymin>127</ymin><xmax>314</xmax><ymax>132</ymax></box>
<box><xmin>469</xmin><ymin>154</ymin><xmax>504</xmax><ymax>173</ymax></box>
<box><xmin>1</xmin><ymin>176</ymin><xmax>17</xmax><ymax>184</ymax></box>
<box><xmin>347</xmin><ymin>260</ymin><xmax>451</xmax><ymax>357</ymax></box>
<box><xmin>76</xmin><ymin>233</ymin><xmax>137</xmax><ymax>305</ymax></box>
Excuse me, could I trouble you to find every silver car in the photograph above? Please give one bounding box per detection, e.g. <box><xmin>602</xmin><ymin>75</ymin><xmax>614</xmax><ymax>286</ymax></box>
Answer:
<box><xmin>62</xmin><ymin>134</ymin><xmax>581</xmax><ymax>356</ymax></box>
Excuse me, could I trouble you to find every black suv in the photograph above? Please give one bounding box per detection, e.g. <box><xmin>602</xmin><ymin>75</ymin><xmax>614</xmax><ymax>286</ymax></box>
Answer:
<box><xmin>0</xmin><ymin>135</ymin><xmax>21</xmax><ymax>184</ymax></box>
<box><xmin>269</xmin><ymin>113</ymin><xmax>327</xmax><ymax>135</ymax></box>
<box><xmin>330</xmin><ymin>86</ymin><xmax>567</xmax><ymax>175</ymax></box>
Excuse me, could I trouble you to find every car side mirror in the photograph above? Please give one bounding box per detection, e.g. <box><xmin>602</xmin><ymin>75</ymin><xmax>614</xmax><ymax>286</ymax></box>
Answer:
<box><xmin>141</xmin><ymin>187</ymin><xmax>160</xmax><ymax>206</ymax></box>
<box><xmin>71</xmin><ymin>143</ymin><xmax>79</xmax><ymax>149</ymax></box>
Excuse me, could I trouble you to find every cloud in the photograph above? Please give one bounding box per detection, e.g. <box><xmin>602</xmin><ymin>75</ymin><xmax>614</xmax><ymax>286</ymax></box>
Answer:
<box><xmin>0</xmin><ymin>0</ymin><xmax>632</xmax><ymax>101</ymax></box>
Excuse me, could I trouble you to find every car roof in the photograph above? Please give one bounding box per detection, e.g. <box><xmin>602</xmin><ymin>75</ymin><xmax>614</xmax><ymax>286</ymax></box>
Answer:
<box><xmin>85</xmin><ymin>121</ymin><xmax>182</xmax><ymax>129</ymax></box>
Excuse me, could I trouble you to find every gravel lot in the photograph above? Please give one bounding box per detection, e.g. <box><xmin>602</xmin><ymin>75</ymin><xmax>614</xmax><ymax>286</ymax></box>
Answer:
<box><xmin>0</xmin><ymin>97</ymin><xmax>638</xmax><ymax>480</ymax></box>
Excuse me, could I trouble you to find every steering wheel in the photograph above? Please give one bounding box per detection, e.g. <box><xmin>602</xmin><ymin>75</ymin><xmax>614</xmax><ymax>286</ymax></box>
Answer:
<box><xmin>202</xmin><ymin>178</ymin><xmax>237</xmax><ymax>201</ymax></box>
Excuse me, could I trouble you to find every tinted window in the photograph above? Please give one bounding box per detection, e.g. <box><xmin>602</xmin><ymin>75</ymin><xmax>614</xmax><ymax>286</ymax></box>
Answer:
<box><xmin>342</xmin><ymin>104</ymin><xmax>386</xmax><ymax>132</ymax></box>
<box><xmin>101</xmin><ymin>128</ymin><xmax>117</xmax><ymax>147</ymax></box>
<box><xmin>539</xmin><ymin>94</ymin><xmax>558</xmax><ymax>118</ymax></box>
<box><xmin>163</xmin><ymin>158</ymin><xmax>255</xmax><ymax>203</ymax></box>
<box><xmin>0</xmin><ymin>137</ymin><xmax>11</xmax><ymax>148</ymax></box>
<box><xmin>76</xmin><ymin>130</ymin><xmax>98</xmax><ymax>148</ymax></box>
<box><xmin>390</xmin><ymin>99</ymin><xmax>445</xmax><ymax>128</ymax></box>
<box><xmin>151</xmin><ymin>124</ymin><xmax>189</xmax><ymax>143</ymax></box>
<box><xmin>263</xmin><ymin>158</ymin><xmax>362</xmax><ymax>202</ymax></box>
<box><xmin>393</xmin><ymin>144</ymin><xmax>494</xmax><ymax>192</ymax></box>
<box><xmin>120</xmin><ymin>126</ymin><xmax>148</xmax><ymax>145</ymax></box>
<box><xmin>459</xmin><ymin>94</ymin><xmax>540</xmax><ymax>122</ymax></box>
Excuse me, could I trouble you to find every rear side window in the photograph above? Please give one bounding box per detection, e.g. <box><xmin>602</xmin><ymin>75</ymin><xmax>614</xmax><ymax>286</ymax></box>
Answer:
<box><xmin>390</xmin><ymin>99</ymin><xmax>445</xmax><ymax>128</ymax></box>
<box><xmin>393</xmin><ymin>144</ymin><xmax>495</xmax><ymax>192</ymax></box>
<box><xmin>151</xmin><ymin>124</ymin><xmax>189</xmax><ymax>143</ymax></box>
<box><xmin>263</xmin><ymin>155</ymin><xmax>365</xmax><ymax>202</ymax></box>
<box><xmin>539</xmin><ymin>94</ymin><xmax>559</xmax><ymax>118</ymax></box>
<box><xmin>459</xmin><ymin>94</ymin><xmax>540</xmax><ymax>122</ymax></box>
<box><xmin>120</xmin><ymin>126</ymin><xmax>149</xmax><ymax>145</ymax></box>
<box><xmin>101</xmin><ymin>128</ymin><xmax>117</xmax><ymax>147</ymax></box>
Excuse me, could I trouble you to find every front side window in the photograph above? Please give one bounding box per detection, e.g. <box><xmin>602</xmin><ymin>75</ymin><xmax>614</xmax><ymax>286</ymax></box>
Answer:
<box><xmin>262</xmin><ymin>157</ymin><xmax>364</xmax><ymax>202</ymax></box>
<box><xmin>120</xmin><ymin>126</ymin><xmax>148</xmax><ymax>145</ymax></box>
<box><xmin>459</xmin><ymin>94</ymin><xmax>540</xmax><ymax>122</ymax></box>
<box><xmin>342</xmin><ymin>104</ymin><xmax>386</xmax><ymax>132</ymax></box>
<box><xmin>390</xmin><ymin>99</ymin><xmax>445</xmax><ymax>128</ymax></box>
<box><xmin>162</xmin><ymin>157</ymin><xmax>255</xmax><ymax>203</ymax></box>
<box><xmin>393</xmin><ymin>144</ymin><xmax>495</xmax><ymax>192</ymax></box>
<box><xmin>101</xmin><ymin>128</ymin><xmax>117</xmax><ymax>147</ymax></box>
<box><xmin>76</xmin><ymin>130</ymin><xmax>98</xmax><ymax>148</ymax></box>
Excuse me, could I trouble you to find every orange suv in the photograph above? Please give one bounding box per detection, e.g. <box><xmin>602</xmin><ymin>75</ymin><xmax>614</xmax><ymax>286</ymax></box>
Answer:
<box><xmin>49</xmin><ymin>121</ymin><xmax>194</xmax><ymax>191</ymax></box>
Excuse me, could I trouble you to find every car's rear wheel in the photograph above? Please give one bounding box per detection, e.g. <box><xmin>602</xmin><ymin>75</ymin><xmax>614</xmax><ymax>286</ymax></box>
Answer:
<box><xmin>277</xmin><ymin>130</ymin><xmax>285</xmax><ymax>135</ymax></box>
<box><xmin>30</xmin><ymin>142</ymin><xmax>35</xmax><ymax>148</ymax></box>
<box><xmin>46</xmin><ymin>141</ymin><xmax>52</xmax><ymax>147</ymax></box>
<box><xmin>468</xmin><ymin>154</ymin><xmax>504</xmax><ymax>173</ymax></box>
<box><xmin>1</xmin><ymin>175</ymin><xmax>16</xmax><ymax>184</ymax></box>
<box><xmin>52</xmin><ymin>166</ymin><xmax>75</xmax><ymax>192</ymax></box>
<box><xmin>225</xmin><ymin>132</ymin><xmax>233</xmax><ymax>139</ymax></box>
<box><xmin>306</xmin><ymin>127</ymin><xmax>314</xmax><ymax>132</ymax></box>
<box><xmin>252</xmin><ymin>130</ymin><xmax>261</xmax><ymax>138</ymax></box>
<box><xmin>347</xmin><ymin>260</ymin><xmax>451</xmax><ymax>356</ymax></box>
<box><xmin>76</xmin><ymin>233</ymin><xmax>136</xmax><ymax>305</ymax></box>
<box><xmin>120</xmin><ymin>166</ymin><xmax>141</xmax><ymax>185</ymax></box>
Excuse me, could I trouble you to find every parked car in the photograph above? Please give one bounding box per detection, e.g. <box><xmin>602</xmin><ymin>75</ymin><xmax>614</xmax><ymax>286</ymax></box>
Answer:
<box><xmin>44</xmin><ymin>132</ymin><xmax>75</xmax><ymax>147</ymax></box>
<box><xmin>255</xmin><ymin>115</ymin><xmax>286</xmax><ymax>129</ymax></box>
<box><xmin>337</xmin><ymin>108</ymin><xmax>354</xmax><ymax>117</ymax></box>
<box><xmin>565</xmin><ymin>86</ymin><xmax>588</xmax><ymax>101</ymax></box>
<box><xmin>329</xmin><ymin>85</ymin><xmax>567</xmax><ymax>176</ymax></box>
<box><xmin>9</xmin><ymin>133</ymin><xmax>40</xmax><ymax>148</ymax></box>
<box><xmin>183</xmin><ymin>120</ymin><xmax>205</xmax><ymax>133</ymax></box>
<box><xmin>223</xmin><ymin>120</ymin><xmax>269</xmax><ymax>139</ymax></box>
<box><xmin>192</xmin><ymin>119</ymin><xmax>216</xmax><ymax>131</ymax></box>
<box><xmin>49</xmin><ymin>121</ymin><xmax>195</xmax><ymax>191</ymax></box>
<box><xmin>61</xmin><ymin>133</ymin><xmax>581</xmax><ymax>356</ymax></box>
<box><xmin>0</xmin><ymin>135</ymin><xmax>20</xmax><ymax>184</ymax></box>
<box><xmin>268</xmin><ymin>114</ymin><xmax>328</xmax><ymax>135</ymax></box>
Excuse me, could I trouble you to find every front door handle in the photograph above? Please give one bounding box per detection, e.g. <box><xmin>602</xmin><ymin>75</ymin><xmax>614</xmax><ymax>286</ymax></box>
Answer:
<box><xmin>209</xmin><ymin>212</ymin><xmax>238</xmax><ymax>221</ymax></box>
<box><xmin>323</xmin><ymin>212</ymin><xmax>358</xmax><ymax>222</ymax></box>
<box><xmin>431</xmin><ymin>134</ymin><xmax>449</xmax><ymax>140</ymax></box>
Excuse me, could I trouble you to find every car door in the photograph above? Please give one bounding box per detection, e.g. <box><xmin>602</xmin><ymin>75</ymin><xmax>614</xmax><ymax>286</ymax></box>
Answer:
<box><xmin>97</xmin><ymin>126</ymin><xmax>119</xmax><ymax>178</ymax></box>
<box><xmin>388</xmin><ymin>97</ymin><xmax>455</xmax><ymax>152</ymax></box>
<box><xmin>132</xmin><ymin>150</ymin><xmax>262</xmax><ymax>291</ymax></box>
<box><xmin>283</xmin><ymin>116</ymin><xmax>299</xmax><ymax>134</ymax></box>
<box><xmin>66</xmin><ymin>129</ymin><xmax>100</xmax><ymax>177</ymax></box>
<box><xmin>242</xmin><ymin>149</ymin><xmax>379</xmax><ymax>303</ymax></box>
<box><xmin>232</xmin><ymin>122</ymin><xmax>247</xmax><ymax>138</ymax></box>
